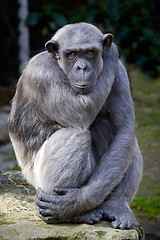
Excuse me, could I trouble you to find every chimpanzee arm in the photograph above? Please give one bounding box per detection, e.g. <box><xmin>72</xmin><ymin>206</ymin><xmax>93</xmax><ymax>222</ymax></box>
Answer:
<box><xmin>81</xmin><ymin>60</ymin><xmax>135</xmax><ymax>205</ymax></box>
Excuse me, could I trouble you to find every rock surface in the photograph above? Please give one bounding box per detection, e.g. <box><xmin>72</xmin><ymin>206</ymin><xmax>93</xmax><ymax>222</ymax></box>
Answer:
<box><xmin>0</xmin><ymin>143</ymin><xmax>17</xmax><ymax>170</ymax></box>
<box><xmin>0</xmin><ymin>111</ymin><xmax>17</xmax><ymax>171</ymax></box>
<box><xmin>0</xmin><ymin>112</ymin><xmax>10</xmax><ymax>144</ymax></box>
<box><xmin>0</xmin><ymin>171</ymin><xmax>144</xmax><ymax>240</ymax></box>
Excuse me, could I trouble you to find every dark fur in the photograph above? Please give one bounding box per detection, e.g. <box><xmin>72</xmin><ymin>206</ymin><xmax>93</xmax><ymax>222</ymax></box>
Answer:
<box><xmin>8</xmin><ymin>23</ymin><xmax>143</xmax><ymax>229</ymax></box>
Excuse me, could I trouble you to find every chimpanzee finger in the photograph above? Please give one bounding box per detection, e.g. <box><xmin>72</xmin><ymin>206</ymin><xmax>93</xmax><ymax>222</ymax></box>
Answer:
<box><xmin>53</xmin><ymin>188</ymin><xmax>68</xmax><ymax>195</ymax></box>
<box><xmin>36</xmin><ymin>197</ymin><xmax>56</xmax><ymax>210</ymax></box>
<box><xmin>36</xmin><ymin>187</ymin><xmax>44</xmax><ymax>195</ymax></box>
<box><xmin>36</xmin><ymin>188</ymin><xmax>59</xmax><ymax>203</ymax></box>
<box><xmin>39</xmin><ymin>208</ymin><xmax>58</xmax><ymax>217</ymax></box>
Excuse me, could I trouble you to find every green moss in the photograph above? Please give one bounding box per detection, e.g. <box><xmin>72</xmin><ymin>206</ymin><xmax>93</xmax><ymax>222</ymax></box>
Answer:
<box><xmin>10</xmin><ymin>166</ymin><xmax>21</xmax><ymax>171</ymax></box>
<box><xmin>95</xmin><ymin>230</ymin><xmax>107</xmax><ymax>237</ymax></box>
<box><xmin>35</xmin><ymin>238</ymin><xmax>74</xmax><ymax>240</ymax></box>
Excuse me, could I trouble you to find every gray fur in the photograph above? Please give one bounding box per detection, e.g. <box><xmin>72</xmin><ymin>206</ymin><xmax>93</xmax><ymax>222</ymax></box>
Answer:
<box><xmin>8</xmin><ymin>23</ymin><xmax>143</xmax><ymax>229</ymax></box>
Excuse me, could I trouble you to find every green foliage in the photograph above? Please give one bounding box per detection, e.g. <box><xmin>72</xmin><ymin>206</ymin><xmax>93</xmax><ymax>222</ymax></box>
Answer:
<box><xmin>1</xmin><ymin>0</ymin><xmax>160</xmax><ymax>85</ymax></box>
<box><xmin>26</xmin><ymin>12</ymin><xmax>42</xmax><ymax>26</ymax></box>
<box><xmin>26</xmin><ymin>0</ymin><xmax>160</xmax><ymax>78</ymax></box>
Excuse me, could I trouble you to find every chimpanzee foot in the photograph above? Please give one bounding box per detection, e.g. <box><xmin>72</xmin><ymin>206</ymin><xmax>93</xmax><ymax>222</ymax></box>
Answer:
<box><xmin>111</xmin><ymin>215</ymin><xmax>137</xmax><ymax>229</ymax></box>
<box><xmin>102</xmin><ymin>202</ymin><xmax>138</xmax><ymax>229</ymax></box>
<box><xmin>72</xmin><ymin>209</ymin><xmax>103</xmax><ymax>224</ymax></box>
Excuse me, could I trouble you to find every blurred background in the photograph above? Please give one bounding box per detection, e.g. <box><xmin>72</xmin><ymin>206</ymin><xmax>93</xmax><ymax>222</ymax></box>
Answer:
<box><xmin>0</xmin><ymin>0</ymin><xmax>160</xmax><ymax>88</ymax></box>
<box><xmin>0</xmin><ymin>0</ymin><xmax>160</xmax><ymax>239</ymax></box>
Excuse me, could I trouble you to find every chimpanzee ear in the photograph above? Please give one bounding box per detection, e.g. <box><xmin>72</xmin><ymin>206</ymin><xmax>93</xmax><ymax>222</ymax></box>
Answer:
<box><xmin>103</xmin><ymin>33</ymin><xmax>113</xmax><ymax>51</ymax></box>
<box><xmin>45</xmin><ymin>40</ymin><xmax>60</xmax><ymax>60</ymax></box>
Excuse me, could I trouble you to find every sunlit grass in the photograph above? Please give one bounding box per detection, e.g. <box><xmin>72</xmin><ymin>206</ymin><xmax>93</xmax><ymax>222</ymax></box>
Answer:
<box><xmin>131</xmin><ymin>194</ymin><xmax>160</xmax><ymax>220</ymax></box>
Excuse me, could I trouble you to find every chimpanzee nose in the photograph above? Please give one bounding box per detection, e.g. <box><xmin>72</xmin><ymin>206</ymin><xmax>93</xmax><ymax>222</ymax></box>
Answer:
<box><xmin>77</xmin><ymin>65</ymin><xmax>87</xmax><ymax>71</ymax></box>
<box><xmin>76</xmin><ymin>60</ymin><xmax>88</xmax><ymax>71</ymax></box>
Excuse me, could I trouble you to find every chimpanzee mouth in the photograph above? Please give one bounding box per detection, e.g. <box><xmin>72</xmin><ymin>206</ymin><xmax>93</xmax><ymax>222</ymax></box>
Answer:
<box><xmin>71</xmin><ymin>82</ymin><xmax>94</xmax><ymax>94</ymax></box>
<box><xmin>77</xmin><ymin>84</ymin><xmax>89</xmax><ymax>89</ymax></box>
<box><xmin>73</xmin><ymin>83</ymin><xmax>93</xmax><ymax>89</ymax></box>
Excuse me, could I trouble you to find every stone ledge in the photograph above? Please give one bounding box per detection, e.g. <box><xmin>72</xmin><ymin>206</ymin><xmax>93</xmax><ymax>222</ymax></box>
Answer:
<box><xmin>0</xmin><ymin>171</ymin><xmax>145</xmax><ymax>240</ymax></box>
<box><xmin>0</xmin><ymin>221</ymin><xmax>140</xmax><ymax>240</ymax></box>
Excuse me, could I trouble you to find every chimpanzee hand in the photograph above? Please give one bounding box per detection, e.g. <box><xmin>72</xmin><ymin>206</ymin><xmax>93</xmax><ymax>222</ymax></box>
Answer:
<box><xmin>36</xmin><ymin>187</ymin><xmax>85</xmax><ymax>223</ymax></box>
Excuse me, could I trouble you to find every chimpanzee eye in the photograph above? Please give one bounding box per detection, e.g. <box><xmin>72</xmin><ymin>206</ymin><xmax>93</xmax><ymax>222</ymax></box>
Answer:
<box><xmin>86</xmin><ymin>50</ymin><xmax>95</xmax><ymax>59</ymax></box>
<box><xmin>66</xmin><ymin>52</ymin><xmax>77</xmax><ymax>59</ymax></box>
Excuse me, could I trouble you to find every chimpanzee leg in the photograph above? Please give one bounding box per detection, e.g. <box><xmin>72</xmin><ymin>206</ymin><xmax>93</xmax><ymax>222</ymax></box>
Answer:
<box><xmin>33</xmin><ymin>127</ymin><xmax>96</xmax><ymax>194</ymax></box>
<box><xmin>99</xmin><ymin>139</ymin><xmax>143</xmax><ymax>229</ymax></box>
